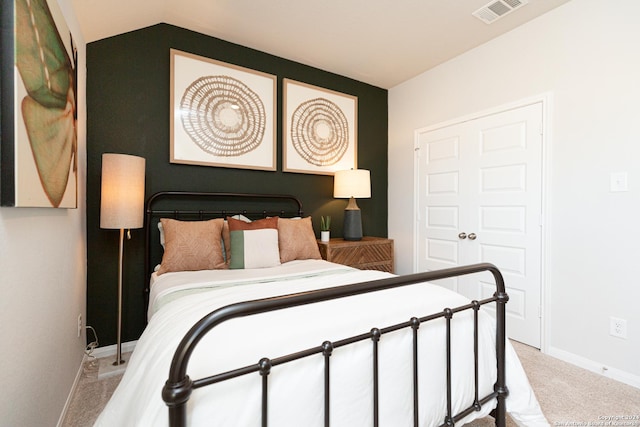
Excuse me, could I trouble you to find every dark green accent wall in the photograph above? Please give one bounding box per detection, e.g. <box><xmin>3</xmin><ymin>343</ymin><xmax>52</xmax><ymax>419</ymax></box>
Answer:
<box><xmin>86</xmin><ymin>23</ymin><xmax>388</xmax><ymax>346</ymax></box>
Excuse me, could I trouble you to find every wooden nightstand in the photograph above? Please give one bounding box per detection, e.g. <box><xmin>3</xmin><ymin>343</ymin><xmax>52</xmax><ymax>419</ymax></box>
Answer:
<box><xmin>317</xmin><ymin>237</ymin><xmax>394</xmax><ymax>273</ymax></box>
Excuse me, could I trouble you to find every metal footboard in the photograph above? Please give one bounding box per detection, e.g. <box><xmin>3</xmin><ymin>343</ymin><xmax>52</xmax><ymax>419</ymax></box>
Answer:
<box><xmin>162</xmin><ymin>263</ymin><xmax>509</xmax><ymax>427</ymax></box>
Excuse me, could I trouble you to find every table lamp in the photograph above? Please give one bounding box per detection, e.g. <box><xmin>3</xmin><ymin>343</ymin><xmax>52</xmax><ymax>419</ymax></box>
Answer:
<box><xmin>334</xmin><ymin>169</ymin><xmax>371</xmax><ymax>241</ymax></box>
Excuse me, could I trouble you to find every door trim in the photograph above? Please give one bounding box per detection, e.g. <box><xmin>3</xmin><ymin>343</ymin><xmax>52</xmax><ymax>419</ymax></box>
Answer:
<box><xmin>412</xmin><ymin>93</ymin><xmax>552</xmax><ymax>353</ymax></box>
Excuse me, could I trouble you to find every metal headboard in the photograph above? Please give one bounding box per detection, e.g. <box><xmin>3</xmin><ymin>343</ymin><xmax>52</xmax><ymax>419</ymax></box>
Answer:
<box><xmin>144</xmin><ymin>191</ymin><xmax>304</xmax><ymax>299</ymax></box>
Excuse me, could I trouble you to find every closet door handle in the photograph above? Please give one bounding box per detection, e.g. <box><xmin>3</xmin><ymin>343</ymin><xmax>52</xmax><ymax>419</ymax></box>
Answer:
<box><xmin>468</xmin><ymin>233</ymin><xmax>477</xmax><ymax>240</ymax></box>
<box><xmin>458</xmin><ymin>232</ymin><xmax>467</xmax><ymax>239</ymax></box>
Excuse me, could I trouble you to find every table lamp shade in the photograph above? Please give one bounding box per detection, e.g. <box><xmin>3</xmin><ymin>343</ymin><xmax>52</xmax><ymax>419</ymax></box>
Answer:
<box><xmin>334</xmin><ymin>169</ymin><xmax>371</xmax><ymax>199</ymax></box>
<box><xmin>100</xmin><ymin>153</ymin><xmax>146</xmax><ymax>229</ymax></box>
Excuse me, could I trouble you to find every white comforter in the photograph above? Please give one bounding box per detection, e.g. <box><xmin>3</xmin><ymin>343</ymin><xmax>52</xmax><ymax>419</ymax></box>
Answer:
<box><xmin>95</xmin><ymin>260</ymin><xmax>548</xmax><ymax>427</ymax></box>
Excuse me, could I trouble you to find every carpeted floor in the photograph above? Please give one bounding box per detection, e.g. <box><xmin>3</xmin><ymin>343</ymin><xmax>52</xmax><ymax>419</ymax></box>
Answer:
<box><xmin>509</xmin><ymin>341</ymin><xmax>640</xmax><ymax>425</ymax></box>
<box><xmin>467</xmin><ymin>341</ymin><xmax>640</xmax><ymax>426</ymax></box>
<box><xmin>61</xmin><ymin>353</ymin><xmax>130</xmax><ymax>427</ymax></box>
<box><xmin>61</xmin><ymin>341</ymin><xmax>640</xmax><ymax>426</ymax></box>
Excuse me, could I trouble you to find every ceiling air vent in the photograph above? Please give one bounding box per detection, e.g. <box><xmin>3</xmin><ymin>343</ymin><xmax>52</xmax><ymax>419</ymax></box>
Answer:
<box><xmin>472</xmin><ymin>0</ymin><xmax>529</xmax><ymax>24</ymax></box>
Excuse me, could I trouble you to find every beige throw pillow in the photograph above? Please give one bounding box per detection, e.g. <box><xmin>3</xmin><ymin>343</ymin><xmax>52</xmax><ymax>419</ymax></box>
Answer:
<box><xmin>278</xmin><ymin>216</ymin><xmax>322</xmax><ymax>263</ymax></box>
<box><xmin>157</xmin><ymin>218</ymin><xmax>226</xmax><ymax>275</ymax></box>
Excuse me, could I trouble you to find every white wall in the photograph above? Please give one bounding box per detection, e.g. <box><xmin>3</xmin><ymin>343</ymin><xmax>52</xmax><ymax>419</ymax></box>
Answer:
<box><xmin>0</xmin><ymin>1</ymin><xmax>87</xmax><ymax>425</ymax></box>
<box><xmin>389</xmin><ymin>0</ymin><xmax>640</xmax><ymax>386</ymax></box>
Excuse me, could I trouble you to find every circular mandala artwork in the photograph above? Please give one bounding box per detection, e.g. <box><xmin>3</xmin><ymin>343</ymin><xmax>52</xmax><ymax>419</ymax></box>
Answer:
<box><xmin>180</xmin><ymin>76</ymin><xmax>266</xmax><ymax>157</ymax></box>
<box><xmin>290</xmin><ymin>97</ymin><xmax>349</xmax><ymax>166</ymax></box>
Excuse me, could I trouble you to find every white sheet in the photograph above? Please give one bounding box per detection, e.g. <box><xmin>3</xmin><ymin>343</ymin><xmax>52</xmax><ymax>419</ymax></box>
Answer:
<box><xmin>96</xmin><ymin>260</ymin><xmax>548</xmax><ymax>427</ymax></box>
<box><xmin>147</xmin><ymin>260</ymin><xmax>355</xmax><ymax>320</ymax></box>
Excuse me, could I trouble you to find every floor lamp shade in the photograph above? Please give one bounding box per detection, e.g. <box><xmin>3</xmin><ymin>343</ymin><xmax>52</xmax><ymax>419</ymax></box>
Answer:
<box><xmin>100</xmin><ymin>153</ymin><xmax>146</xmax><ymax>229</ymax></box>
<box><xmin>334</xmin><ymin>169</ymin><xmax>371</xmax><ymax>241</ymax></box>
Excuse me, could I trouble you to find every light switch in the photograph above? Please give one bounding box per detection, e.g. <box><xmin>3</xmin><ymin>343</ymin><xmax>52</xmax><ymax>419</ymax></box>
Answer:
<box><xmin>610</xmin><ymin>172</ymin><xmax>628</xmax><ymax>192</ymax></box>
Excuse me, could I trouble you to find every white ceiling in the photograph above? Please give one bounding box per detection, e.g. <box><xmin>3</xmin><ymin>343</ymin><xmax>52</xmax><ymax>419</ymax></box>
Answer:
<box><xmin>71</xmin><ymin>0</ymin><xmax>572</xmax><ymax>89</ymax></box>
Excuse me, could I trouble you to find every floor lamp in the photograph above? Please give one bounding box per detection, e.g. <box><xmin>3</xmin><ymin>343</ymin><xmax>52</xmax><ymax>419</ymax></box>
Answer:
<box><xmin>100</xmin><ymin>153</ymin><xmax>145</xmax><ymax>366</ymax></box>
<box><xmin>334</xmin><ymin>169</ymin><xmax>371</xmax><ymax>241</ymax></box>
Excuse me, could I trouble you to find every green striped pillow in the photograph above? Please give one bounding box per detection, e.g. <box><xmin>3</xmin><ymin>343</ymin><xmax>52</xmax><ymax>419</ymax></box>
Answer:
<box><xmin>228</xmin><ymin>217</ymin><xmax>281</xmax><ymax>269</ymax></box>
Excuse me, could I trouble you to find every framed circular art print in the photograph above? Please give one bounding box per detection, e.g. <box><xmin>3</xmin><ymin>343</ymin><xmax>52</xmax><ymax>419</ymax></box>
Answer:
<box><xmin>283</xmin><ymin>79</ymin><xmax>357</xmax><ymax>175</ymax></box>
<box><xmin>170</xmin><ymin>49</ymin><xmax>277</xmax><ymax>171</ymax></box>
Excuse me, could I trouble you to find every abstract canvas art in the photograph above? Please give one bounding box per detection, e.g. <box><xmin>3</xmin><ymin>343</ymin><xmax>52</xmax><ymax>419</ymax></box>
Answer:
<box><xmin>1</xmin><ymin>0</ymin><xmax>78</xmax><ymax>208</ymax></box>
<box><xmin>170</xmin><ymin>49</ymin><xmax>277</xmax><ymax>171</ymax></box>
<box><xmin>283</xmin><ymin>79</ymin><xmax>357</xmax><ymax>175</ymax></box>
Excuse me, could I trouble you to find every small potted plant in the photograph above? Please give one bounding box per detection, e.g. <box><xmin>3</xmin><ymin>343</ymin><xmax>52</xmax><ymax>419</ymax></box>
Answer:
<box><xmin>320</xmin><ymin>215</ymin><xmax>331</xmax><ymax>242</ymax></box>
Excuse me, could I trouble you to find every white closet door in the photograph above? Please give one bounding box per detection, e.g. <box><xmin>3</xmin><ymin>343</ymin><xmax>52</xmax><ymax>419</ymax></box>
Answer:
<box><xmin>416</xmin><ymin>102</ymin><xmax>543</xmax><ymax>348</ymax></box>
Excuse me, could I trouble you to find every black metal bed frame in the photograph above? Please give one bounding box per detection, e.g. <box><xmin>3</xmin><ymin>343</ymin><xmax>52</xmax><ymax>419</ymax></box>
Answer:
<box><xmin>145</xmin><ymin>192</ymin><xmax>509</xmax><ymax>427</ymax></box>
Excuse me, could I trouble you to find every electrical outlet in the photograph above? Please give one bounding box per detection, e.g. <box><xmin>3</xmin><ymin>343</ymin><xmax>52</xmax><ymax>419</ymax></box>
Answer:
<box><xmin>609</xmin><ymin>317</ymin><xmax>627</xmax><ymax>339</ymax></box>
<box><xmin>610</xmin><ymin>172</ymin><xmax>628</xmax><ymax>192</ymax></box>
<box><xmin>77</xmin><ymin>314</ymin><xmax>82</xmax><ymax>338</ymax></box>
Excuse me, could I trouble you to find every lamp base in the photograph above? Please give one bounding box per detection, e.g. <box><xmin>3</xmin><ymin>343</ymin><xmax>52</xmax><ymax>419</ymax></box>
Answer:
<box><xmin>343</xmin><ymin>209</ymin><xmax>362</xmax><ymax>241</ymax></box>
<box><xmin>98</xmin><ymin>355</ymin><xmax>127</xmax><ymax>379</ymax></box>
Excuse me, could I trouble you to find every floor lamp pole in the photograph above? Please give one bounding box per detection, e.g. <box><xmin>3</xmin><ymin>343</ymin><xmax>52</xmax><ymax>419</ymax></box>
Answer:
<box><xmin>114</xmin><ymin>227</ymin><xmax>125</xmax><ymax>366</ymax></box>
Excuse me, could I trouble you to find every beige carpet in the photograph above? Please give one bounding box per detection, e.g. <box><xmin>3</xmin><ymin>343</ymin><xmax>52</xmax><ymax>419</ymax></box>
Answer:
<box><xmin>61</xmin><ymin>356</ymin><xmax>126</xmax><ymax>427</ymax></box>
<box><xmin>510</xmin><ymin>341</ymin><xmax>640</xmax><ymax>425</ymax></box>
<box><xmin>467</xmin><ymin>341</ymin><xmax>640</xmax><ymax>426</ymax></box>
<box><xmin>61</xmin><ymin>342</ymin><xmax>640</xmax><ymax>426</ymax></box>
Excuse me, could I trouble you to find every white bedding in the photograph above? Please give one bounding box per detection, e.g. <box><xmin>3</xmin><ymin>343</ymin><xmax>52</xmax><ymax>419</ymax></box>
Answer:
<box><xmin>95</xmin><ymin>260</ymin><xmax>548</xmax><ymax>427</ymax></box>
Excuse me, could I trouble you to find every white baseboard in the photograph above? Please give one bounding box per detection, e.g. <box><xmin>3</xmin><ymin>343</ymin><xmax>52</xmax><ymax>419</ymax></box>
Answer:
<box><xmin>90</xmin><ymin>340</ymin><xmax>138</xmax><ymax>358</ymax></box>
<box><xmin>57</xmin><ymin>353</ymin><xmax>88</xmax><ymax>427</ymax></box>
<box><xmin>547</xmin><ymin>346</ymin><xmax>640</xmax><ymax>389</ymax></box>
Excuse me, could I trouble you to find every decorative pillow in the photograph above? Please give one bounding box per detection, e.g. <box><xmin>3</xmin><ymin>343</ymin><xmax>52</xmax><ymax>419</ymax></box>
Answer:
<box><xmin>228</xmin><ymin>216</ymin><xmax>280</xmax><ymax>269</ymax></box>
<box><xmin>157</xmin><ymin>218</ymin><xmax>226</xmax><ymax>275</ymax></box>
<box><xmin>222</xmin><ymin>214</ymin><xmax>251</xmax><ymax>264</ymax></box>
<box><xmin>278</xmin><ymin>217</ymin><xmax>322</xmax><ymax>263</ymax></box>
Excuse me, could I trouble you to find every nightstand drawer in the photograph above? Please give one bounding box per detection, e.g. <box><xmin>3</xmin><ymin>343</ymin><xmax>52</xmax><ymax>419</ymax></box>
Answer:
<box><xmin>318</xmin><ymin>237</ymin><xmax>394</xmax><ymax>273</ymax></box>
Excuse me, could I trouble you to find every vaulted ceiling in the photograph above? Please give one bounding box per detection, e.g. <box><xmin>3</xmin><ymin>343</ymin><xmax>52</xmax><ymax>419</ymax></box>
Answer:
<box><xmin>71</xmin><ymin>0</ymin><xmax>572</xmax><ymax>88</ymax></box>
